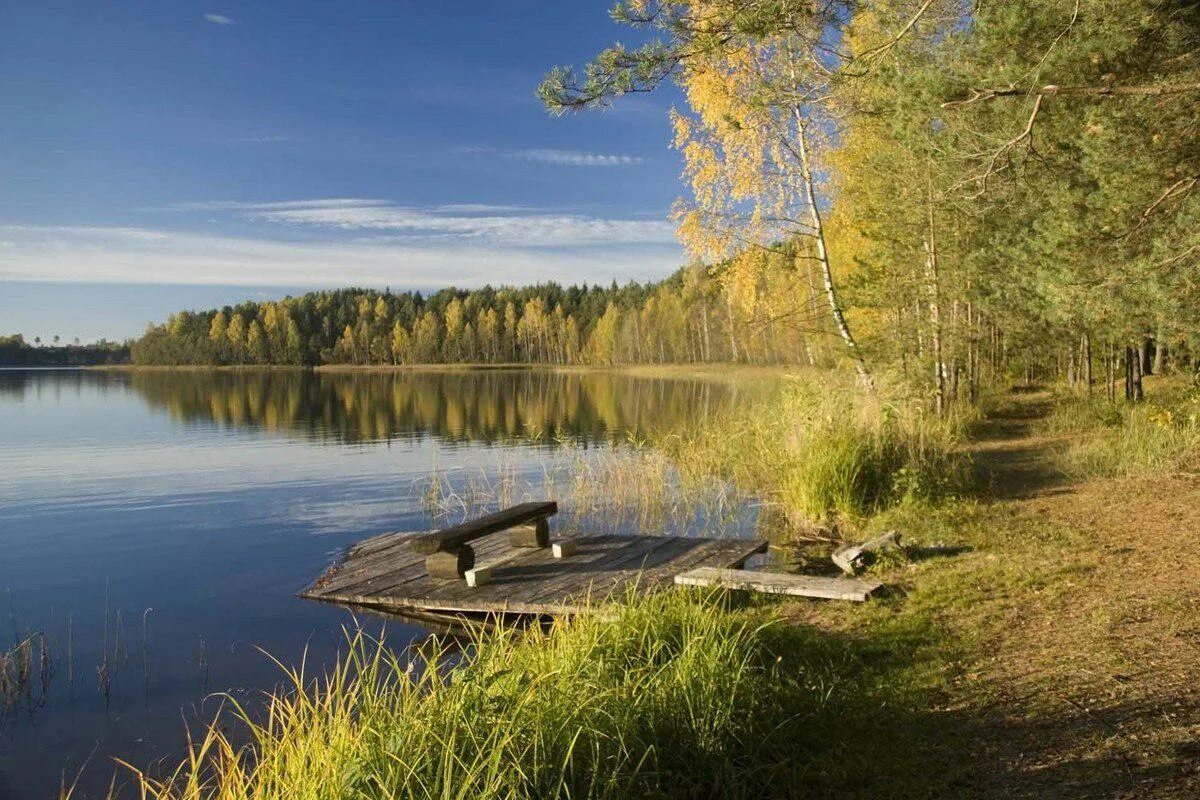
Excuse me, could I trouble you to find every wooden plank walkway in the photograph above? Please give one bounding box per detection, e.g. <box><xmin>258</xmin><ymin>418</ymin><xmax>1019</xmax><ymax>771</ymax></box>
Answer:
<box><xmin>675</xmin><ymin>567</ymin><xmax>884</xmax><ymax>602</ymax></box>
<box><xmin>302</xmin><ymin>530</ymin><xmax>768</xmax><ymax>616</ymax></box>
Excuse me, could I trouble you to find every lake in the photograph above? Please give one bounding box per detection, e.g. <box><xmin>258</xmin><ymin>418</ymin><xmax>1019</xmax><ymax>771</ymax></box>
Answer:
<box><xmin>0</xmin><ymin>368</ymin><xmax>760</xmax><ymax>799</ymax></box>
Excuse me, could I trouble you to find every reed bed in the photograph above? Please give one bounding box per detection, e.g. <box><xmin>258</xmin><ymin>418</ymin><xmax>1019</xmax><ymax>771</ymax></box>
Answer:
<box><xmin>655</xmin><ymin>375</ymin><xmax>970</xmax><ymax>532</ymax></box>
<box><xmin>0</xmin><ymin>631</ymin><xmax>52</xmax><ymax>716</ymax></box>
<box><xmin>418</xmin><ymin>442</ymin><xmax>754</xmax><ymax>540</ymax></box>
<box><xmin>118</xmin><ymin>593</ymin><xmax>846</xmax><ymax>800</ymax></box>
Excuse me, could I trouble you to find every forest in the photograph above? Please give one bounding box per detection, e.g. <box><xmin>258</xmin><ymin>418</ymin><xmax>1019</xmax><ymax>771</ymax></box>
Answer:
<box><xmin>130</xmin><ymin>0</ymin><xmax>1199</xmax><ymax>416</ymax></box>
<box><xmin>130</xmin><ymin>270</ymin><xmax>812</xmax><ymax>369</ymax></box>
<box><xmin>0</xmin><ymin>333</ymin><xmax>131</xmax><ymax>366</ymax></box>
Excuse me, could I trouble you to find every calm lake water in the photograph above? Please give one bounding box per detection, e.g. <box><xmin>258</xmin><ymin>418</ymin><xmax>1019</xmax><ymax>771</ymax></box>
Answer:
<box><xmin>0</xmin><ymin>368</ymin><xmax>758</xmax><ymax>799</ymax></box>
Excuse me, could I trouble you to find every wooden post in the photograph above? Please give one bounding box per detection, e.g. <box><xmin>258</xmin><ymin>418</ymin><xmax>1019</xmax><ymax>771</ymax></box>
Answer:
<box><xmin>508</xmin><ymin>519</ymin><xmax>550</xmax><ymax>549</ymax></box>
<box><xmin>552</xmin><ymin>539</ymin><xmax>578</xmax><ymax>558</ymax></box>
<box><xmin>426</xmin><ymin>546</ymin><xmax>475</xmax><ymax>581</ymax></box>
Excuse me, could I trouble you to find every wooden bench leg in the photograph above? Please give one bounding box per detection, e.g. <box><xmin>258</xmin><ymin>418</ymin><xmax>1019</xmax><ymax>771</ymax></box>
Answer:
<box><xmin>426</xmin><ymin>545</ymin><xmax>475</xmax><ymax>580</ymax></box>
<box><xmin>508</xmin><ymin>518</ymin><xmax>549</xmax><ymax>548</ymax></box>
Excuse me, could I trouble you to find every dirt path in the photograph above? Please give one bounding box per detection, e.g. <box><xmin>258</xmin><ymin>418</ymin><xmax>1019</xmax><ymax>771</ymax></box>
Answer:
<box><xmin>961</xmin><ymin>392</ymin><xmax>1200</xmax><ymax>799</ymax></box>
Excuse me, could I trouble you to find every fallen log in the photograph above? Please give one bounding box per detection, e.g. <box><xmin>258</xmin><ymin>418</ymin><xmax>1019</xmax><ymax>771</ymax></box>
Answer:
<box><xmin>832</xmin><ymin>530</ymin><xmax>902</xmax><ymax>576</ymax></box>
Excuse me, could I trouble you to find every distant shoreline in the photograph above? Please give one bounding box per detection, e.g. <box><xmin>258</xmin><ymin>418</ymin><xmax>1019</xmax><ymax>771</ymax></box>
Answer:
<box><xmin>85</xmin><ymin>362</ymin><xmax>803</xmax><ymax>381</ymax></box>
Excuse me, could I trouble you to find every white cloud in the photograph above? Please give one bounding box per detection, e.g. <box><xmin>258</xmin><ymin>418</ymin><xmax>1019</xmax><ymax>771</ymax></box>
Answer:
<box><xmin>168</xmin><ymin>199</ymin><xmax>675</xmax><ymax>247</ymax></box>
<box><xmin>511</xmin><ymin>149</ymin><xmax>646</xmax><ymax>167</ymax></box>
<box><xmin>0</xmin><ymin>224</ymin><xmax>682</xmax><ymax>287</ymax></box>
<box><xmin>228</xmin><ymin>135</ymin><xmax>292</xmax><ymax>143</ymax></box>
<box><xmin>203</xmin><ymin>13</ymin><xmax>235</xmax><ymax>25</ymax></box>
<box><xmin>433</xmin><ymin>203</ymin><xmax>532</xmax><ymax>214</ymax></box>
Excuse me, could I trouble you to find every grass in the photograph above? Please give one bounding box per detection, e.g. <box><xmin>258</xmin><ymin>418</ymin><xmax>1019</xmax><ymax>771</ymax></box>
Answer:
<box><xmin>111</xmin><ymin>590</ymin><xmax>957</xmax><ymax>800</ymax></box>
<box><xmin>1040</xmin><ymin>376</ymin><xmax>1200</xmax><ymax>478</ymax></box>
<box><xmin>657</xmin><ymin>373</ymin><xmax>972</xmax><ymax>532</ymax></box>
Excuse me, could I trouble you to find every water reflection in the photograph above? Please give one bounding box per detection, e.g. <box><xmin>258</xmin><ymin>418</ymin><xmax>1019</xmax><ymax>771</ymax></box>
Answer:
<box><xmin>1</xmin><ymin>368</ymin><xmax>734</xmax><ymax>445</ymax></box>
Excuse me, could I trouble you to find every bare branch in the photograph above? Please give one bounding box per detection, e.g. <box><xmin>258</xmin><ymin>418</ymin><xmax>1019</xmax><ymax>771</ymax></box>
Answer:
<box><xmin>943</xmin><ymin>81</ymin><xmax>1200</xmax><ymax>108</ymax></box>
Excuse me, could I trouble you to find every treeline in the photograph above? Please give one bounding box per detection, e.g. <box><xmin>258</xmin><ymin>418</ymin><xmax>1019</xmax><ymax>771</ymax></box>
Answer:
<box><xmin>0</xmin><ymin>334</ymin><xmax>131</xmax><ymax>367</ymax></box>
<box><xmin>131</xmin><ymin>267</ymin><xmax>828</xmax><ymax>367</ymax></box>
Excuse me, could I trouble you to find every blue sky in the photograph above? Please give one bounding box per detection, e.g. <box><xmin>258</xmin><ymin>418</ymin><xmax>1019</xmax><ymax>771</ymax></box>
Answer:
<box><xmin>0</xmin><ymin>2</ymin><xmax>686</xmax><ymax>341</ymax></box>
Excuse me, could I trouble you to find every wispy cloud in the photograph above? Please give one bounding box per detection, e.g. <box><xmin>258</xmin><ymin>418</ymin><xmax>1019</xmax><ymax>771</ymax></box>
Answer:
<box><xmin>0</xmin><ymin>224</ymin><xmax>681</xmax><ymax>287</ymax></box>
<box><xmin>228</xmin><ymin>135</ymin><xmax>293</xmax><ymax>144</ymax></box>
<box><xmin>169</xmin><ymin>199</ymin><xmax>674</xmax><ymax>247</ymax></box>
<box><xmin>512</xmin><ymin>149</ymin><xmax>646</xmax><ymax>167</ymax></box>
<box><xmin>203</xmin><ymin>13</ymin><xmax>235</xmax><ymax>25</ymax></box>
<box><xmin>460</xmin><ymin>146</ymin><xmax>647</xmax><ymax>167</ymax></box>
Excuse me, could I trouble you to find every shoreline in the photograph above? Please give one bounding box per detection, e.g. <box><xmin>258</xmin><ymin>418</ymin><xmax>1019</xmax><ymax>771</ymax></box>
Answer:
<box><xmin>83</xmin><ymin>362</ymin><xmax>810</xmax><ymax>381</ymax></box>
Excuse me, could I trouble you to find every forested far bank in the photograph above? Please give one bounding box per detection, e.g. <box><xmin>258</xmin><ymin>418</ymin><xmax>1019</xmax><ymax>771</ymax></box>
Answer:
<box><xmin>130</xmin><ymin>267</ymin><xmax>836</xmax><ymax>369</ymax></box>
<box><xmin>0</xmin><ymin>334</ymin><xmax>131</xmax><ymax>367</ymax></box>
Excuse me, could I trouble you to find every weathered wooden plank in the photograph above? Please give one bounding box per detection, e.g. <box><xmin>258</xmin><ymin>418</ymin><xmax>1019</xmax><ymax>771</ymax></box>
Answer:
<box><xmin>411</xmin><ymin>502</ymin><xmax>558</xmax><ymax>554</ymax></box>
<box><xmin>675</xmin><ymin>567</ymin><xmax>883</xmax><ymax>602</ymax></box>
<box><xmin>624</xmin><ymin>538</ymin><xmax>767</xmax><ymax>595</ymax></box>
<box><xmin>523</xmin><ymin>535</ymin><xmax>676</xmax><ymax>605</ymax></box>
<box><xmin>564</xmin><ymin>538</ymin><xmax>765</xmax><ymax>607</ymax></box>
<box><xmin>306</xmin><ymin>532</ymin><xmax>427</xmax><ymax>596</ymax></box>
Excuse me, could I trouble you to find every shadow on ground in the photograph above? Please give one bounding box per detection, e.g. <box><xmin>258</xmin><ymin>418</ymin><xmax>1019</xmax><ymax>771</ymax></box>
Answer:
<box><xmin>967</xmin><ymin>391</ymin><xmax>1074</xmax><ymax>500</ymax></box>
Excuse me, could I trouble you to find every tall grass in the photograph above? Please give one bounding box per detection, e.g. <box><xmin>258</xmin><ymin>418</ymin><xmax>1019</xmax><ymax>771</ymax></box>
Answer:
<box><xmin>1044</xmin><ymin>379</ymin><xmax>1200</xmax><ymax>478</ymax></box>
<box><xmin>119</xmin><ymin>593</ymin><xmax>848</xmax><ymax>800</ymax></box>
<box><xmin>657</xmin><ymin>375</ymin><xmax>970</xmax><ymax>531</ymax></box>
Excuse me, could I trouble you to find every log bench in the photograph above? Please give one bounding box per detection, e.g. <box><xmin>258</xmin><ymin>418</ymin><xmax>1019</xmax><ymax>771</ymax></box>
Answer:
<box><xmin>412</xmin><ymin>501</ymin><xmax>558</xmax><ymax>580</ymax></box>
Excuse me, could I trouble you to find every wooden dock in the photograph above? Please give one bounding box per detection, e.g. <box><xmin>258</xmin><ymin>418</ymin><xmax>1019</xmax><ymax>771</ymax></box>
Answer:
<box><xmin>302</xmin><ymin>529</ymin><xmax>767</xmax><ymax>617</ymax></box>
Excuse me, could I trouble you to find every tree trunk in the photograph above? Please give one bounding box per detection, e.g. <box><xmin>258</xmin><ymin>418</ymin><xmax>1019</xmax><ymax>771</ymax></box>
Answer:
<box><xmin>794</xmin><ymin>115</ymin><xmax>873</xmax><ymax>391</ymax></box>
<box><xmin>1082</xmin><ymin>332</ymin><xmax>1093</xmax><ymax>393</ymax></box>
<box><xmin>1134</xmin><ymin>343</ymin><xmax>1145</xmax><ymax>401</ymax></box>
<box><xmin>1106</xmin><ymin>341</ymin><xmax>1115</xmax><ymax>403</ymax></box>
<box><xmin>725</xmin><ymin>295</ymin><xmax>739</xmax><ymax>363</ymax></box>
<box><xmin>924</xmin><ymin>173</ymin><xmax>945</xmax><ymax>416</ymax></box>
